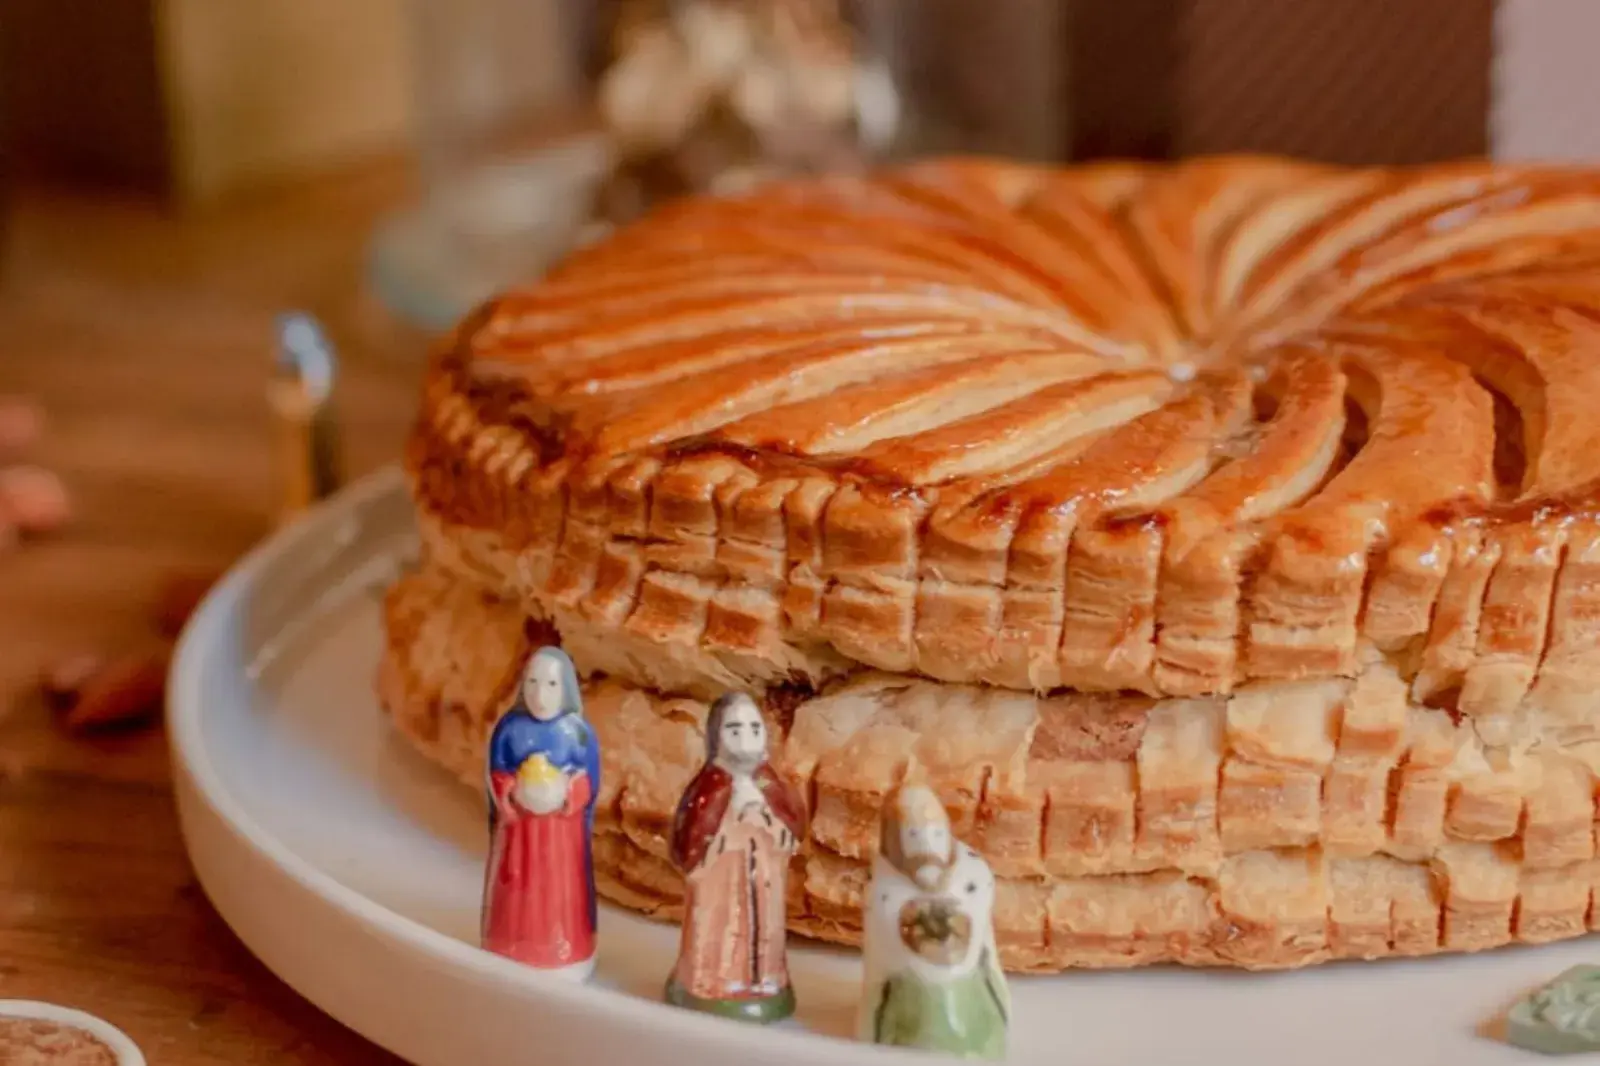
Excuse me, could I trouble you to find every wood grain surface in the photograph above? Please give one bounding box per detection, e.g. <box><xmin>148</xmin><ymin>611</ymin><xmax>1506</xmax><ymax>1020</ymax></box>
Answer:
<box><xmin>0</xmin><ymin>163</ymin><xmax>432</xmax><ymax>1064</ymax></box>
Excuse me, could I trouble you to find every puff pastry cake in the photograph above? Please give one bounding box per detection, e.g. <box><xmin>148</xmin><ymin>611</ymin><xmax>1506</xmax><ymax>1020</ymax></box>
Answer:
<box><xmin>381</xmin><ymin>156</ymin><xmax>1600</xmax><ymax>971</ymax></box>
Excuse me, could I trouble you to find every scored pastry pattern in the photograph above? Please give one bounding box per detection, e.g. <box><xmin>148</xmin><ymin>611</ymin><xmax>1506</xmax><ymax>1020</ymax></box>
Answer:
<box><xmin>393</xmin><ymin>156</ymin><xmax>1600</xmax><ymax>970</ymax></box>
<box><xmin>381</xmin><ymin>566</ymin><xmax>1600</xmax><ymax>971</ymax></box>
<box><xmin>410</xmin><ymin>157</ymin><xmax>1600</xmax><ymax>722</ymax></box>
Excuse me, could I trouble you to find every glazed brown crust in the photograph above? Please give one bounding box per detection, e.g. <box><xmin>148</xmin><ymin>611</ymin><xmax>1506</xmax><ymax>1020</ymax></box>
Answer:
<box><xmin>407</xmin><ymin>157</ymin><xmax>1600</xmax><ymax>716</ymax></box>
<box><xmin>381</xmin><ymin>564</ymin><xmax>1600</xmax><ymax>972</ymax></box>
<box><xmin>392</xmin><ymin>156</ymin><xmax>1600</xmax><ymax>971</ymax></box>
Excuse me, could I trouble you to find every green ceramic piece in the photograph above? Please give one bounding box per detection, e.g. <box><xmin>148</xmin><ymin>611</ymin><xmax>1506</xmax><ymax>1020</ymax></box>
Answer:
<box><xmin>1507</xmin><ymin>965</ymin><xmax>1600</xmax><ymax>1055</ymax></box>
<box><xmin>870</xmin><ymin>957</ymin><xmax>1008</xmax><ymax>1060</ymax></box>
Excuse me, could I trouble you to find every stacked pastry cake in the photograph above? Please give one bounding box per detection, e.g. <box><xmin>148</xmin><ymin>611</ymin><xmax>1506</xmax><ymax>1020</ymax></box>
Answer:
<box><xmin>380</xmin><ymin>156</ymin><xmax>1600</xmax><ymax>971</ymax></box>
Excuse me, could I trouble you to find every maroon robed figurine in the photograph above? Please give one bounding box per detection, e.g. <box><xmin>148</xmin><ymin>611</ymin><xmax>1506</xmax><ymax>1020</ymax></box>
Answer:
<box><xmin>665</xmin><ymin>691</ymin><xmax>805</xmax><ymax>1023</ymax></box>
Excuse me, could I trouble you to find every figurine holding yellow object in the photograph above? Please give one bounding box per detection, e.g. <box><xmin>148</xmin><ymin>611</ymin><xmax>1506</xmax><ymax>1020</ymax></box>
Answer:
<box><xmin>482</xmin><ymin>646</ymin><xmax>600</xmax><ymax>978</ymax></box>
<box><xmin>858</xmin><ymin>784</ymin><xmax>1010</xmax><ymax>1058</ymax></box>
<box><xmin>666</xmin><ymin>692</ymin><xmax>806</xmax><ymax>1022</ymax></box>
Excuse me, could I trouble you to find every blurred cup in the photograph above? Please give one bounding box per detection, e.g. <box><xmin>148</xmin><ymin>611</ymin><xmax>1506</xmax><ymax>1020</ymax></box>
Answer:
<box><xmin>369</xmin><ymin>0</ymin><xmax>605</xmax><ymax>334</ymax></box>
<box><xmin>369</xmin><ymin>0</ymin><xmax>1069</xmax><ymax>336</ymax></box>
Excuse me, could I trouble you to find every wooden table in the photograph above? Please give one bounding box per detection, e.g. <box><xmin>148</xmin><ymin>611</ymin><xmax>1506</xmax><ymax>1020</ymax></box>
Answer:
<box><xmin>0</xmin><ymin>165</ymin><xmax>435</xmax><ymax>1064</ymax></box>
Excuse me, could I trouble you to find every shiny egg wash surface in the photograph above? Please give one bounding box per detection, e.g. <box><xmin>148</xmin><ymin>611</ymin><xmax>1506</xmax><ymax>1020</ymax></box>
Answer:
<box><xmin>389</xmin><ymin>157</ymin><xmax>1600</xmax><ymax>972</ymax></box>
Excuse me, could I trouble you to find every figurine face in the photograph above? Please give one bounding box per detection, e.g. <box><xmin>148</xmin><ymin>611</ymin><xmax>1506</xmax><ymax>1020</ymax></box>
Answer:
<box><xmin>900</xmin><ymin>816</ymin><xmax>954</xmax><ymax>892</ymax></box>
<box><xmin>714</xmin><ymin>697</ymin><xmax>767</xmax><ymax>774</ymax></box>
<box><xmin>525</xmin><ymin>653</ymin><xmax>566</xmax><ymax>721</ymax></box>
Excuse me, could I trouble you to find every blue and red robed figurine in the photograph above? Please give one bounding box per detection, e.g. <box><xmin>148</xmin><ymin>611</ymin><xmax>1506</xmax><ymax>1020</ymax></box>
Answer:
<box><xmin>481</xmin><ymin>646</ymin><xmax>601</xmax><ymax>979</ymax></box>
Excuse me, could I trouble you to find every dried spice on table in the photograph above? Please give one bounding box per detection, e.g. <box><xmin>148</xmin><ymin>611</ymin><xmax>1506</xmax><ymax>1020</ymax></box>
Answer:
<box><xmin>44</xmin><ymin>646</ymin><xmax>172</xmax><ymax>734</ymax></box>
<box><xmin>41</xmin><ymin>569</ymin><xmax>224</xmax><ymax>735</ymax></box>
<box><xmin>0</xmin><ymin>395</ymin><xmax>69</xmax><ymax>545</ymax></box>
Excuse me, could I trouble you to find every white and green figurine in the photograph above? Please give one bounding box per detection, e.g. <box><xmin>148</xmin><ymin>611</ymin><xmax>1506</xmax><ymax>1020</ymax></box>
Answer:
<box><xmin>858</xmin><ymin>784</ymin><xmax>1010</xmax><ymax>1059</ymax></box>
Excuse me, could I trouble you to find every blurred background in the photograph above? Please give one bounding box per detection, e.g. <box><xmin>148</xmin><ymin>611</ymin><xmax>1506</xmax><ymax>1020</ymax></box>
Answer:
<box><xmin>0</xmin><ymin>3</ymin><xmax>1598</xmax><ymax>1060</ymax></box>
<box><xmin>4</xmin><ymin>0</ymin><xmax>1595</xmax><ymax>336</ymax></box>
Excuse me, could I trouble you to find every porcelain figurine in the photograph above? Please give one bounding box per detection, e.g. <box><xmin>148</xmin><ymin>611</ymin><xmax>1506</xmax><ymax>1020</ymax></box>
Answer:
<box><xmin>481</xmin><ymin>646</ymin><xmax>600</xmax><ymax>978</ymax></box>
<box><xmin>1507</xmin><ymin>965</ymin><xmax>1600</xmax><ymax>1054</ymax></box>
<box><xmin>665</xmin><ymin>692</ymin><xmax>805</xmax><ymax>1022</ymax></box>
<box><xmin>858</xmin><ymin>784</ymin><xmax>1010</xmax><ymax>1059</ymax></box>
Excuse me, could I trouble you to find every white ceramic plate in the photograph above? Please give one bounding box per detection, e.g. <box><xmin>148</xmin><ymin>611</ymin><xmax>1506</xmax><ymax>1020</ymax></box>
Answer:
<box><xmin>171</xmin><ymin>468</ymin><xmax>1594</xmax><ymax>1066</ymax></box>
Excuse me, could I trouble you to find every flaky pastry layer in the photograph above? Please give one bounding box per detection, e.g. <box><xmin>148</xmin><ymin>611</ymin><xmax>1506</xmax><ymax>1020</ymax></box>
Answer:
<box><xmin>407</xmin><ymin>156</ymin><xmax>1600</xmax><ymax>726</ymax></box>
<box><xmin>380</xmin><ymin>563</ymin><xmax>1600</xmax><ymax>972</ymax></box>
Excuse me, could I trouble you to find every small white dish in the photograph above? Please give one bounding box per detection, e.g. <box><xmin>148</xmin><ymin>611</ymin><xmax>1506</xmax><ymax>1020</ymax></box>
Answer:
<box><xmin>0</xmin><ymin>1001</ymin><xmax>145</xmax><ymax>1066</ymax></box>
<box><xmin>168</xmin><ymin>467</ymin><xmax>1595</xmax><ymax>1066</ymax></box>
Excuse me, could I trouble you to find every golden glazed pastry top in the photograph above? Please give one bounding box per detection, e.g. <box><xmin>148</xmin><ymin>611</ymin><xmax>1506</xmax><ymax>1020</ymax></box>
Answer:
<box><xmin>410</xmin><ymin>156</ymin><xmax>1600</xmax><ymax>715</ymax></box>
